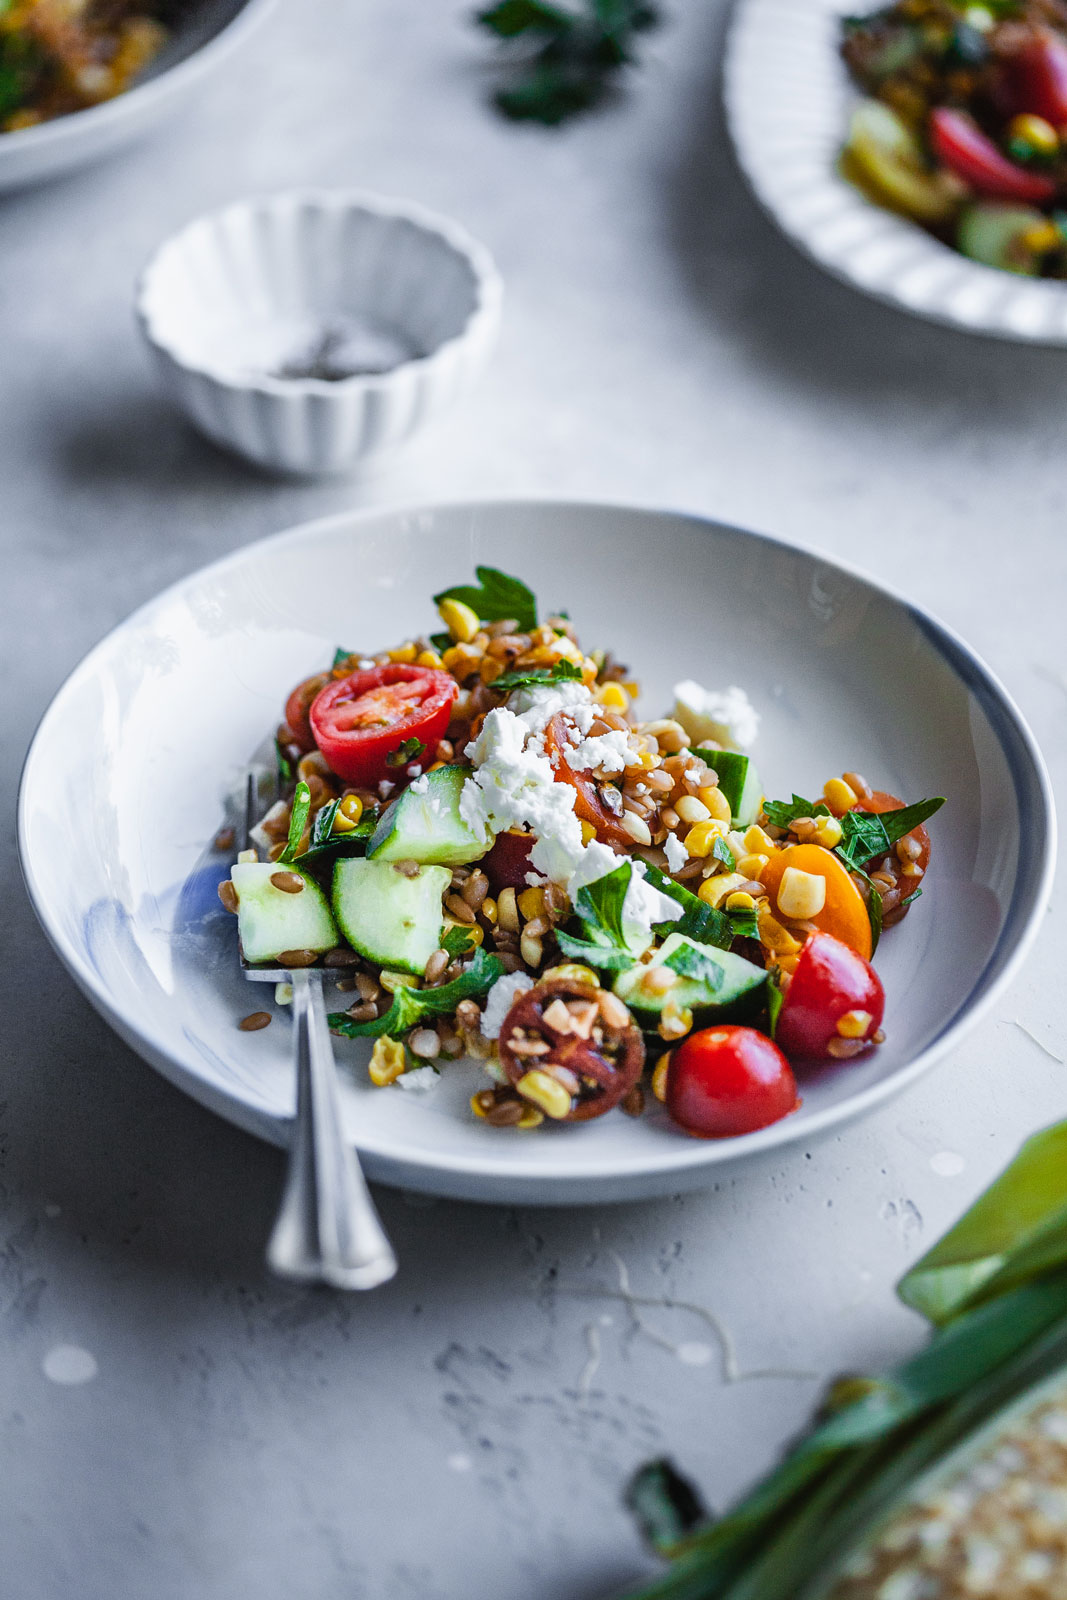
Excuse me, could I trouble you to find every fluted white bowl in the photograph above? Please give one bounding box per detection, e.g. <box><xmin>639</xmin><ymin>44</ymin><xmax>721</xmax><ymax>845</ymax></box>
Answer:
<box><xmin>136</xmin><ymin>191</ymin><xmax>503</xmax><ymax>475</ymax></box>
<box><xmin>725</xmin><ymin>0</ymin><xmax>1067</xmax><ymax>344</ymax></box>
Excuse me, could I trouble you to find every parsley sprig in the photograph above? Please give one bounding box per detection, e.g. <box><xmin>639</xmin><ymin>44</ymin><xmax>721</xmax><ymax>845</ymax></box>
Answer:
<box><xmin>491</xmin><ymin>659</ymin><xmax>583</xmax><ymax>695</ymax></box>
<box><xmin>433</xmin><ymin>566</ymin><xmax>538</xmax><ymax>633</ymax></box>
<box><xmin>328</xmin><ymin>947</ymin><xmax>504</xmax><ymax>1038</ymax></box>
<box><xmin>475</xmin><ymin>0</ymin><xmax>661</xmax><ymax>125</ymax></box>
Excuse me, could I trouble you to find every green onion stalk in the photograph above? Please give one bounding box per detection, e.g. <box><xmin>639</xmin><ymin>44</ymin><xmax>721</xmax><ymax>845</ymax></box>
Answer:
<box><xmin>624</xmin><ymin>1120</ymin><xmax>1067</xmax><ymax>1599</ymax></box>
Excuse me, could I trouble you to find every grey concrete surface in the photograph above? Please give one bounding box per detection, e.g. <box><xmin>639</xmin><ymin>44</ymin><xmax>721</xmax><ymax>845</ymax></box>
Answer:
<box><xmin>2</xmin><ymin>2</ymin><xmax>1065</xmax><ymax>1597</ymax></box>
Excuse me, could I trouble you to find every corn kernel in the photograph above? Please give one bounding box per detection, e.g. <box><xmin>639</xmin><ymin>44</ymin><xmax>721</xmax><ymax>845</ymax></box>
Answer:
<box><xmin>470</xmin><ymin>1091</ymin><xmax>489</xmax><ymax>1119</ymax></box>
<box><xmin>638</xmin><ymin>751</ymin><xmax>659</xmax><ymax>769</ymax></box>
<box><xmin>823</xmin><ymin>777</ymin><xmax>858</xmax><ymax>816</ymax></box>
<box><xmin>725</xmin><ymin>890</ymin><xmax>756</xmax><ymax>911</ymax></box>
<box><xmin>641</xmin><ymin>965</ymin><xmax>677</xmax><ymax>996</ymax></box>
<box><xmin>651</xmin><ymin>1052</ymin><xmax>672</xmax><ymax>1102</ymax></box>
<box><xmin>658</xmin><ymin>1002</ymin><xmax>693</xmax><ymax>1042</ymax></box>
<box><xmin>813</xmin><ymin>816</ymin><xmax>843</xmax><ymax>849</ymax></box>
<box><xmin>518</xmin><ymin>886</ymin><xmax>545</xmax><ymax>921</ymax></box>
<box><xmin>698</xmin><ymin>872</ymin><xmax>746</xmax><ymax>908</ymax></box>
<box><xmin>517</xmin><ymin>1105</ymin><xmax>545</xmax><ymax>1129</ymax></box>
<box><xmin>441</xmin><ymin>643</ymin><xmax>479</xmax><ymax>675</ymax></box>
<box><xmin>836</xmin><ymin>1008</ymin><xmax>873</xmax><ymax>1039</ymax></box>
<box><xmin>737</xmin><ymin>852</ymin><xmax>770</xmax><ymax>881</ymax></box>
<box><xmin>1008</xmin><ymin>111</ymin><xmax>1059</xmax><ymax>156</ymax></box>
<box><xmin>516</xmin><ymin>1070</ymin><xmax>572</xmax><ymax>1120</ymax></box>
<box><xmin>698</xmin><ymin>785</ymin><xmax>732</xmax><ymax>823</ymax></box>
<box><xmin>237</xmin><ymin>847</ymin><xmax>258</xmax><ymax>864</ymax></box>
<box><xmin>580</xmin><ymin>820</ymin><xmax>597</xmax><ymax>846</ymax></box>
<box><xmin>387</xmin><ymin>642</ymin><xmax>417</xmax><ymax>664</ymax></box>
<box><xmin>1021</xmin><ymin>219</ymin><xmax>1063</xmax><ymax>253</ymax></box>
<box><xmin>743</xmin><ymin>824</ymin><xmax>774</xmax><ymax>855</ymax></box>
<box><xmin>497</xmin><ymin>888</ymin><xmax>520</xmax><ymax>932</ymax></box>
<box><xmin>623</xmin><ymin>680</ymin><xmax>640</xmax><ymax>700</ymax></box>
<box><xmin>757</xmin><ymin>908</ymin><xmax>801</xmax><ymax>955</ymax></box>
<box><xmin>675</xmin><ymin>795</ymin><xmax>710</xmax><ymax>825</ymax></box>
<box><xmin>437</xmin><ymin>597</ymin><xmax>481</xmax><ymax>643</ymax></box>
<box><xmin>776</xmin><ymin>866</ymin><xmax>827</xmax><ymax>920</ymax></box>
<box><xmin>519</xmin><ymin>929</ymin><xmax>544</xmax><ymax>968</ymax></box>
<box><xmin>332</xmin><ymin>793</ymin><xmax>364</xmax><ymax>833</ymax></box>
<box><xmin>595</xmin><ymin>681</ymin><xmax>629</xmax><ymax>712</ymax></box>
<box><xmin>380</xmin><ymin>970</ymin><xmax>420</xmax><ymax>994</ymax></box>
<box><xmin>542</xmin><ymin>963</ymin><xmax>600</xmax><ymax>988</ymax></box>
<box><xmin>481</xmin><ymin>895</ymin><xmax>498</xmax><ymax>925</ymax></box>
<box><xmin>684</xmin><ymin>819</ymin><xmax>729</xmax><ymax>858</ymax></box>
<box><xmin>416</xmin><ymin>649</ymin><xmax>444</xmax><ymax>669</ymax></box>
<box><xmin>369</xmin><ymin>1037</ymin><xmax>406</xmax><ymax>1086</ymax></box>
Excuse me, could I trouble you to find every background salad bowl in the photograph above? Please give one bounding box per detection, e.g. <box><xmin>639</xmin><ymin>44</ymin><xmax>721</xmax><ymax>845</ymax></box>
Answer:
<box><xmin>17</xmin><ymin>500</ymin><xmax>1055</xmax><ymax>1204</ymax></box>
<box><xmin>724</xmin><ymin>0</ymin><xmax>1067</xmax><ymax>343</ymax></box>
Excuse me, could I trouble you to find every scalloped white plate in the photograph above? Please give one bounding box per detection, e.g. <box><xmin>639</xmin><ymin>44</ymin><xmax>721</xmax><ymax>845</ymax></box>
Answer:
<box><xmin>17</xmin><ymin>501</ymin><xmax>1055</xmax><ymax>1203</ymax></box>
<box><xmin>724</xmin><ymin>0</ymin><xmax>1067</xmax><ymax>343</ymax></box>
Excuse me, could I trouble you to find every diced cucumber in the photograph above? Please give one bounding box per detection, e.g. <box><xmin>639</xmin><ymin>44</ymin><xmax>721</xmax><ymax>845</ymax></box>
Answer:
<box><xmin>957</xmin><ymin>203</ymin><xmax>1046</xmax><ymax>276</ymax></box>
<box><xmin>231</xmin><ymin>863</ymin><xmax>339</xmax><ymax>965</ymax></box>
<box><xmin>368</xmin><ymin>765</ymin><xmax>491</xmax><ymax>867</ymax></box>
<box><xmin>695</xmin><ymin>749</ymin><xmax>762</xmax><ymax>826</ymax></box>
<box><xmin>332</xmin><ymin>857</ymin><xmax>451</xmax><ymax>975</ymax></box>
<box><xmin>613</xmin><ymin>933</ymin><xmax>767</xmax><ymax>1027</ymax></box>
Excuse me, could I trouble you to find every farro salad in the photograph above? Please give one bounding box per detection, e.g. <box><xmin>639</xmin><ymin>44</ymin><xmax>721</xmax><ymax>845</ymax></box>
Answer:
<box><xmin>840</xmin><ymin>1</ymin><xmax>1067</xmax><ymax>276</ymax></box>
<box><xmin>216</xmin><ymin>566</ymin><xmax>944</xmax><ymax>1139</ymax></box>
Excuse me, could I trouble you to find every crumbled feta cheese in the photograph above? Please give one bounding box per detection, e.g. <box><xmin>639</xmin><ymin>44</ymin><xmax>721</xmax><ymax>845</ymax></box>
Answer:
<box><xmin>625</xmin><ymin>858</ymin><xmax>683</xmax><ymax>933</ymax></box>
<box><xmin>460</xmin><ymin>709</ymin><xmax>583</xmax><ymax>880</ymax></box>
<box><xmin>378</xmin><ymin>779</ymin><xmax>395</xmax><ymax>798</ymax></box>
<box><xmin>407</xmin><ymin>764</ymin><xmax>423</xmax><ymax>778</ymax></box>
<box><xmin>396</xmin><ymin>1066</ymin><xmax>440</xmax><ymax>1093</ymax></box>
<box><xmin>409</xmin><ymin>774</ymin><xmax>430</xmax><ymax>795</ymax></box>
<box><xmin>673</xmin><ymin>680</ymin><xmax>760</xmax><ymax>751</ymax></box>
<box><xmin>663</xmin><ymin>832</ymin><xmax>688</xmax><ymax>873</ymax></box>
<box><xmin>506</xmin><ymin>681</ymin><xmax>595</xmax><ymax>740</ymax></box>
<box><xmin>567</xmin><ymin>729</ymin><xmax>635</xmax><ymax>774</ymax></box>
<box><xmin>480</xmin><ymin>971</ymin><xmax>535</xmax><ymax>1040</ymax></box>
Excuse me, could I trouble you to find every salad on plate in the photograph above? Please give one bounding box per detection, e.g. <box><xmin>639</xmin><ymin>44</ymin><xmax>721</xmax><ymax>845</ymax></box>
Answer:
<box><xmin>841</xmin><ymin>0</ymin><xmax>1067</xmax><ymax>277</ymax></box>
<box><xmin>215</xmin><ymin>566</ymin><xmax>943</xmax><ymax>1141</ymax></box>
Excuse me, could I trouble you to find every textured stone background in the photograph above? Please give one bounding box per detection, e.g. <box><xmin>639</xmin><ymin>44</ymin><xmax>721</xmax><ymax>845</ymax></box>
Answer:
<box><xmin>2</xmin><ymin>2</ymin><xmax>1064</xmax><ymax>1596</ymax></box>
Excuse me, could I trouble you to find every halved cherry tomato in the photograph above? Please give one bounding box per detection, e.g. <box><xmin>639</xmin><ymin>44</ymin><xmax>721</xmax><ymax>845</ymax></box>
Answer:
<box><xmin>997</xmin><ymin>29</ymin><xmax>1067</xmax><ymax>127</ymax></box>
<box><xmin>929</xmin><ymin>109</ymin><xmax>1055</xmax><ymax>203</ymax></box>
<box><xmin>284</xmin><ymin>672</ymin><xmax>331</xmax><ymax>754</ymax></box>
<box><xmin>308</xmin><ymin>665</ymin><xmax>457</xmax><ymax>785</ymax></box>
<box><xmin>484</xmin><ymin>829</ymin><xmax>535</xmax><ymax>892</ymax></box>
<box><xmin>775</xmin><ymin>932</ymin><xmax>884</xmax><ymax>1061</ymax></box>
<box><xmin>760</xmin><ymin>843</ymin><xmax>873</xmax><ymax>961</ymax></box>
<box><xmin>666</xmin><ymin>1026</ymin><xmax>798</xmax><ymax>1138</ymax></box>
<box><xmin>543</xmin><ymin>713</ymin><xmax>634</xmax><ymax>849</ymax></box>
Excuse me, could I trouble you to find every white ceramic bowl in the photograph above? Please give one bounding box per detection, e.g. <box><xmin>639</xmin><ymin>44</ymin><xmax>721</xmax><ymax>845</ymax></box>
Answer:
<box><xmin>725</xmin><ymin>0</ymin><xmax>1067</xmax><ymax>344</ymax></box>
<box><xmin>17</xmin><ymin>500</ymin><xmax>1056</xmax><ymax>1204</ymax></box>
<box><xmin>137</xmin><ymin>192</ymin><xmax>503</xmax><ymax>475</ymax></box>
<box><xmin>0</xmin><ymin>0</ymin><xmax>273</xmax><ymax>195</ymax></box>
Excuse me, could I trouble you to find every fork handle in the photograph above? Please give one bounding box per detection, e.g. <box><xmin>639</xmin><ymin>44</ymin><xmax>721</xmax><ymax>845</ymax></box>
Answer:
<box><xmin>266</xmin><ymin>968</ymin><xmax>397</xmax><ymax>1290</ymax></box>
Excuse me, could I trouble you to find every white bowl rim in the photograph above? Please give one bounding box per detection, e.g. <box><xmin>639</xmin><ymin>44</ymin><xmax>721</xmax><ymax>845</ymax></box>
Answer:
<box><xmin>134</xmin><ymin>189</ymin><xmax>505</xmax><ymax>398</ymax></box>
<box><xmin>16</xmin><ymin>498</ymin><xmax>1058</xmax><ymax>1192</ymax></box>
<box><xmin>0</xmin><ymin>0</ymin><xmax>276</xmax><ymax>155</ymax></box>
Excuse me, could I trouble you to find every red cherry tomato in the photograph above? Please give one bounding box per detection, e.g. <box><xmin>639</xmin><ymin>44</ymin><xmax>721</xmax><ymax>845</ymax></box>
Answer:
<box><xmin>999</xmin><ymin>29</ymin><xmax>1067</xmax><ymax>126</ymax></box>
<box><xmin>775</xmin><ymin>932</ymin><xmax>885</xmax><ymax>1062</ymax></box>
<box><xmin>484</xmin><ymin>829</ymin><xmax>535</xmax><ymax>892</ymax></box>
<box><xmin>929</xmin><ymin>109</ymin><xmax>1055</xmax><ymax>203</ymax></box>
<box><xmin>543</xmin><ymin>713</ymin><xmax>634</xmax><ymax>849</ymax></box>
<box><xmin>666</xmin><ymin>1026</ymin><xmax>799</xmax><ymax>1138</ymax></box>
<box><xmin>284</xmin><ymin>672</ymin><xmax>331</xmax><ymax>754</ymax></box>
<box><xmin>308</xmin><ymin>665</ymin><xmax>458</xmax><ymax>784</ymax></box>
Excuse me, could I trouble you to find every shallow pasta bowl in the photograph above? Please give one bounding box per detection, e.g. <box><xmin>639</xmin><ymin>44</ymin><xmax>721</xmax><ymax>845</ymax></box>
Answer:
<box><xmin>17</xmin><ymin>501</ymin><xmax>1055</xmax><ymax>1204</ymax></box>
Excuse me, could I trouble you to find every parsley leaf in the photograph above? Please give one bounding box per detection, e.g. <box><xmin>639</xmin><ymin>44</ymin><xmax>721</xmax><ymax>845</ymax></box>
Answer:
<box><xmin>762</xmin><ymin>794</ymin><xmax>830</xmax><ymax>829</ymax></box>
<box><xmin>442</xmin><ymin>925</ymin><xmax>477</xmax><ymax>959</ymax></box>
<box><xmin>385</xmin><ymin>737</ymin><xmax>426</xmax><ymax>769</ymax></box>
<box><xmin>837</xmin><ymin>811</ymin><xmax>891</xmax><ymax>870</ymax></box>
<box><xmin>295</xmin><ymin>799</ymin><xmax>378</xmax><ymax>864</ymax></box>
<box><xmin>873</xmin><ymin>797</ymin><xmax>945</xmax><ymax>848</ymax></box>
<box><xmin>712</xmin><ymin>834</ymin><xmax>736</xmax><ymax>871</ymax></box>
<box><xmin>664</xmin><ymin>941</ymin><xmax>724</xmax><ymax>985</ymax></box>
<box><xmin>429</xmin><ymin>631</ymin><xmax>453</xmax><ymax>654</ymax></box>
<box><xmin>644</xmin><ymin>864</ymin><xmax>732</xmax><ymax>950</ymax></box>
<box><xmin>555</xmin><ymin>929</ymin><xmax>638</xmax><ymax>971</ymax></box>
<box><xmin>434</xmin><ymin>566</ymin><xmax>538</xmax><ymax>632</ymax></box>
<box><xmin>726</xmin><ymin>905</ymin><xmax>761</xmax><ymax>942</ymax></box>
<box><xmin>490</xmin><ymin>659</ymin><xmax>583</xmax><ymax>695</ymax></box>
<box><xmin>328</xmin><ymin>947</ymin><xmax>505</xmax><ymax>1038</ymax></box>
<box><xmin>277</xmin><ymin>781</ymin><xmax>311</xmax><ymax>865</ymax></box>
<box><xmin>574</xmin><ymin>863</ymin><xmax>631</xmax><ymax>946</ymax></box>
<box><xmin>899</xmin><ymin>886</ymin><xmax>923</xmax><ymax>912</ymax></box>
<box><xmin>476</xmin><ymin>0</ymin><xmax>661</xmax><ymax>125</ymax></box>
<box><xmin>332</xmin><ymin>647</ymin><xmax>356</xmax><ymax>670</ymax></box>
<box><xmin>275</xmin><ymin>735</ymin><xmax>294</xmax><ymax>787</ymax></box>
<box><xmin>766</xmin><ymin>967</ymin><xmax>784</xmax><ymax>1039</ymax></box>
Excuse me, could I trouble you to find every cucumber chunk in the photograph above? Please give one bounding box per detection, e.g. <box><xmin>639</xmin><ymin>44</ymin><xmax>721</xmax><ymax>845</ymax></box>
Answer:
<box><xmin>332</xmin><ymin>858</ymin><xmax>451</xmax><ymax>975</ymax></box>
<box><xmin>957</xmin><ymin>203</ymin><xmax>1046</xmax><ymax>276</ymax></box>
<box><xmin>695</xmin><ymin>749</ymin><xmax>763</xmax><ymax>826</ymax></box>
<box><xmin>231</xmin><ymin>863</ymin><xmax>339</xmax><ymax>965</ymax></box>
<box><xmin>613</xmin><ymin>933</ymin><xmax>767</xmax><ymax>1027</ymax></box>
<box><xmin>368</xmin><ymin>765</ymin><xmax>491</xmax><ymax>867</ymax></box>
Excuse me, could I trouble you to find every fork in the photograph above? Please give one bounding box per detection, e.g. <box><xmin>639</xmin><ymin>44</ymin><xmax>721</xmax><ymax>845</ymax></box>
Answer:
<box><xmin>240</xmin><ymin>774</ymin><xmax>397</xmax><ymax>1290</ymax></box>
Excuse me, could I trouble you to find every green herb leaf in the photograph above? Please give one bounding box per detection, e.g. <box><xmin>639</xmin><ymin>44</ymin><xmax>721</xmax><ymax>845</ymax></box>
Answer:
<box><xmin>275</xmin><ymin>735</ymin><xmax>294</xmax><ymax>787</ymax></box>
<box><xmin>294</xmin><ymin>799</ymin><xmax>378</xmax><ymax>864</ymax></box>
<box><xmin>312</xmin><ymin>798</ymin><xmax>341</xmax><ymax>848</ymax></box>
<box><xmin>712</xmin><ymin>834</ymin><xmax>736</xmax><ymax>872</ymax></box>
<box><xmin>328</xmin><ymin>947</ymin><xmax>505</xmax><ymax>1038</ymax></box>
<box><xmin>898</xmin><ymin>886</ymin><xmax>923</xmax><ymax>911</ymax></box>
<box><xmin>555</xmin><ymin>928</ymin><xmax>638</xmax><ymax>971</ymax></box>
<box><xmin>645</xmin><ymin>864</ymin><xmax>732</xmax><ymax>951</ymax></box>
<box><xmin>574</xmin><ymin>863</ymin><xmax>631</xmax><ymax>947</ymax></box>
<box><xmin>625</xmin><ymin>1459</ymin><xmax>708</xmax><ymax>1558</ymax></box>
<box><xmin>866</xmin><ymin>878</ymin><xmax>882</xmax><ymax>955</ymax></box>
<box><xmin>429</xmin><ymin>630</ymin><xmax>453</xmax><ymax>654</ymax></box>
<box><xmin>434</xmin><ymin>566</ymin><xmax>538</xmax><ymax>632</ymax></box>
<box><xmin>664</xmin><ymin>942</ymin><xmax>724</xmax><ymax>985</ymax></box>
<box><xmin>766</xmin><ymin>966</ymin><xmax>784</xmax><ymax>1038</ymax></box>
<box><xmin>385</xmin><ymin>737</ymin><xmax>427</xmax><ymax>769</ymax></box>
<box><xmin>332</xmin><ymin>647</ymin><xmax>356</xmax><ymax>670</ymax></box>
<box><xmin>491</xmin><ymin>659</ymin><xmax>584</xmax><ymax>694</ymax></box>
<box><xmin>442</xmin><ymin>924</ymin><xmax>477</xmax><ymax>959</ymax></box>
<box><xmin>476</xmin><ymin>0</ymin><xmax>660</xmax><ymax>126</ymax></box>
<box><xmin>277</xmin><ymin>781</ymin><xmax>312</xmax><ymax>865</ymax></box>
<box><xmin>837</xmin><ymin>811</ymin><xmax>891</xmax><ymax>869</ymax></box>
<box><xmin>762</xmin><ymin>794</ymin><xmax>830</xmax><ymax>829</ymax></box>
<box><xmin>477</xmin><ymin>0</ymin><xmax>573</xmax><ymax>35</ymax></box>
<box><xmin>727</xmin><ymin>905</ymin><xmax>761</xmax><ymax>942</ymax></box>
<box><xmin>874</xmin><ymin>797</ymin><xmax>945</xmax><ymax>848</ymax></box>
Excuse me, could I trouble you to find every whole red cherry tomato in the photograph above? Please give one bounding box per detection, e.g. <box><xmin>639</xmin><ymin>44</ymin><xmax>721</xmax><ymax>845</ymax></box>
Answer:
<box><xmin>929</xmin><ymin>109</ymin><xmax>1055</xmax><ymax>203</ymax></box>
<box><xmin>308</xmin><ymin>665</ymin><xmax>457</xmax><ymax>784</ymax></box>
<box><xmin>998</xmin><ymin>29</ymin><xmax>1067</xmax><ymax>127</ymax></box>
<box><xmin>775</xmin><ymin>932</ymin><xmax>885</xmax><ymax>1061</ymax></box>
<box><xmin>543</xmin><ymin>713</ymin><xmax>634</xmax><ymax>849</ymax></box>
<box><xmin>284</xmin><ymin>672</ymin><xmax>331</xmax><ymax>754</ymax></box>
<box><xmin>666</xmin><ymin>1026</ymin><xmax>798</xmax><ymax>1138</ymax></box>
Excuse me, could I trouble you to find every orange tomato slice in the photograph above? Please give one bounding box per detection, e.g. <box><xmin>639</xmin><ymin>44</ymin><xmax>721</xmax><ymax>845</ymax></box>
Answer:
<box><xmin>760</xmin><ymin>843</ymin><xmax>873</xmax><ymax>961</ymax></box>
